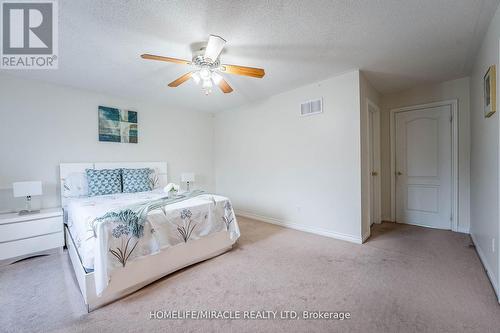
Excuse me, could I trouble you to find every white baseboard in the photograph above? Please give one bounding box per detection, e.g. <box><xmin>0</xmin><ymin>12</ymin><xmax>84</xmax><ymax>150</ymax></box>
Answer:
<box><xmin>457</xmin><ymin>226</ymin><xmax>470</xmax><ymax>234</ymax></box>
<box><xmin>470</xmin><ymin>232</ymin><xmax>499</xmax><ymax>302</ymax></box>
<box><xmin>236</xmin><ymin>210</ymin><xmax>363</xmax><ymax>244</ymax></box>
<box><xmin>362</xmin><ymin>230</ymin><xmax>371</xmax><ymax>242</ymax></box>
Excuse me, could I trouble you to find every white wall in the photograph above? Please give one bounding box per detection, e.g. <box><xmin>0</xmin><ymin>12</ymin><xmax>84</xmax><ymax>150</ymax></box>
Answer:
<box><xmin>379</xmin><ymin>77</ymin><xmax>471</xmax><ymax>233</ymax></box>
<box><xmin>0</xmin><ymin>74</ymin><xmax>215</xmax><ymax>212</ymax></box>
<box><xmin>470</xmin><ymin>4</ymin><xmax>500</xmax><ymax>297</ymax></box>
<box><xmin>214</xmin><ymin>71</ymin><xmax>363</xmax><ymax>242</ymax></box>
<box><xmin>360</xmin><ymin>72</ymin><xmax>381</xmax><ymax>240</ymax></box>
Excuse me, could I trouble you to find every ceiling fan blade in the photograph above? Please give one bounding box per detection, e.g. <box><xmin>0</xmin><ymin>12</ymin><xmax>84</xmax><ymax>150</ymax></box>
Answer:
<box><xmin>220</xmin><ymin>64</ymin><xmax>265</xmax><ymax>78</ymax></box>
<box><xmin>218</xmin><ymin>77</ymin><xmax>234</xmax><ymax>93</ymax></box>
<box><xmin>204</xmin><ymin>35</ymin><xmax>226</xmax><ymax>61</ymax></box>
<box><xmin>168</xmin><ymin>72</ymin><xmax>193</xmax><ymax>87</ymax></box>
<box><xmin>141</xmin><ymin>54</ymin><xmax>190</xmax><ymax>65</ymax></box>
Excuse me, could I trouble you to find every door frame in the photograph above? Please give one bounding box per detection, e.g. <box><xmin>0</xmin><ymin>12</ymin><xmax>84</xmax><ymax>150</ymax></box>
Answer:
<box><xmin>390</xmin><ymin>99</ymin><xmax>459</xmax><ymax>231</ymax></box>
<box><xmin>367</xmin><ymin>99</ymin><xmax>382</xmax><ymax>225</ymax></box>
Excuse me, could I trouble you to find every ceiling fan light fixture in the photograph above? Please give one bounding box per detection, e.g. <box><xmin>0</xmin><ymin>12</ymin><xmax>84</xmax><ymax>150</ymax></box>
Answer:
<box><xmin>192</xmin><ymin>72</ymin><xmax>201</xmax><ymax>84</ymax></box>
<box><xmin>199</xmin><ymin>67</ymin><xmax>211</xmax><ymax>80</ymax></box>
<box><xmin>202</xmin><ymin>78</ymin><xmax>213</xmax><ymax>89</ymax></box>
<box><xmin>140</xmin><ymin>34</ymin><xmax>264</xmax><ymax>95</ymax></box>
<box><xmin>211</xmin><ymin>72</ymin><xmax>222</xmax><ymax>85</ymax></box>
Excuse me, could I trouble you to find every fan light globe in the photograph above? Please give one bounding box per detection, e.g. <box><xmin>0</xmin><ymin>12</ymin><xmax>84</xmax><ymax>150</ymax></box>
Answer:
<box><xmin>199</xmin><ymin>68</ymin><xmax>211</xmax><ymax>80</ymax></box>
<box><xmin>192</xmin><ymin>72</ymin><xmax>201</xmax><ymax>84</ymax></box>
<box><xmin>202</xmin><ymin>79</ymin><xmax>213</xmax><ymax>88</ymax></box>
<box><xmin>212</xmin><ymin>72</ymin><xmax>222</xmax><ymax>84</ymax></box>
<box><xmin>202</xmin><ymin>80</ymin><xmax>212</xmax><ymax>88</ymax></box>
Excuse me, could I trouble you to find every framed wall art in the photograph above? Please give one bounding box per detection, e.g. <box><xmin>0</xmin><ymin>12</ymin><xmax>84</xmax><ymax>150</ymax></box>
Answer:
<box><xmin>484</xmin><ymin>65</ymin><xmax>496</xmax><ymax>118</ymax></box>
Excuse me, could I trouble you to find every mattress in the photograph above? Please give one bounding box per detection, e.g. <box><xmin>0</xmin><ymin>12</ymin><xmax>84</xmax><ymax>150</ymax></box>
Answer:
<box><xmin>65</xmin><ymin>189</ymin><xmax>238</xmax><ymax>272</ymax></box>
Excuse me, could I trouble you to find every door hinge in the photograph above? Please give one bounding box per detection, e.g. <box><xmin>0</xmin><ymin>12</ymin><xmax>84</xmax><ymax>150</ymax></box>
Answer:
<box><xmin>450</xmin><ymin>214</ymin><xmax>453</xmax><ymax>221</ymax></box>
<box><xmin>450</xmin><ymin>114</ymin><xmax>453</xmax><ymax>122</ymax></box>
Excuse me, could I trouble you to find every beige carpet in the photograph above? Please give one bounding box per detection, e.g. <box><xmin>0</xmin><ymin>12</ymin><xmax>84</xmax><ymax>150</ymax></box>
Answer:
<box><xmin>1</xmin><ymin>217</ymin><xmax>499</xmax><ymax>332</ymax></box>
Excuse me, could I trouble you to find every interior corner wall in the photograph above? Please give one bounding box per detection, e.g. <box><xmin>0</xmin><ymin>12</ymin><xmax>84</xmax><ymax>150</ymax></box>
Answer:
<box><xmin>214</xmin><ymin>71</ymin><xmax>363</xmax><ymax>243</ymax></box>
<box><xmin>359</xmin><ymin>72</ymin><xmax>381</xmax><ymax>240</ymax></box>
<box><xmin>379</xmin><ymin>77</ymin><xmax>471</xmax><ymax>233</ymax></box>
<box><xmin>470</xmin><ymin>3</ymin><xmax>500</xmax><ymax>298</ymax></box>
<box><xmin>0</xmin><ymin>74</ymin><xmax>215</xmax><ymax>212</ymax></box>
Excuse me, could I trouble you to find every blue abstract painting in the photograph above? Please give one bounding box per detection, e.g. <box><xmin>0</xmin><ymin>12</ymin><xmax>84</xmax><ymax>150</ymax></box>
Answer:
<box><xmin>98</xmin><ymin>106</ymin><xmax>138</xmax><ymax>143</ymax></box>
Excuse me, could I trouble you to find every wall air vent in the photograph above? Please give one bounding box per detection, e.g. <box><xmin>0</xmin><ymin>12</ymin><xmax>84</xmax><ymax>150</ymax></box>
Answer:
<box><xmin>300</xmin><ymin>98</ymin><xmax>323</xmax><ymax>116</ymax></box>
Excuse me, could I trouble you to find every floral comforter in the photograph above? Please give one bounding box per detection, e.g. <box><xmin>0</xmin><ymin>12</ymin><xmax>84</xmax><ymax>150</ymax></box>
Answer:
<box><xmin>66</xmin><ymin>190</ymin><xmax>239</xmax><ymax>295</ymax></box>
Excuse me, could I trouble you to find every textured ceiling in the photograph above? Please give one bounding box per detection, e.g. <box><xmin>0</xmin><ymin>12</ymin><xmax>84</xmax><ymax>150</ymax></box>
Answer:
<box><xmin>3</xmin><ymin>0</ymin><xmax>499</xmax><ymax>112</ymax></box>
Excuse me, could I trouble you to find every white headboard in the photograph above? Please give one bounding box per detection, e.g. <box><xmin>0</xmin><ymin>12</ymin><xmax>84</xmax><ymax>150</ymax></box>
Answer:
<box><xmin>59</xmin><ymin>162</ymin><xmax>167</xmax><ymax>208</ymax></box>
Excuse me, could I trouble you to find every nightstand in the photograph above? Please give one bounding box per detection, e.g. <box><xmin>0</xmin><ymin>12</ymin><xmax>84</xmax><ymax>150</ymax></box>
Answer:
<box><xmin>0</xmin><ymin>208</ymin><xmax>64</xmax><ymax>266</ymax></box>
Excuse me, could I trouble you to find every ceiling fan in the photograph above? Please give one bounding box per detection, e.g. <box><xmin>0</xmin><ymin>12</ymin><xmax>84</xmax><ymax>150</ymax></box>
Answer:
<box><xmin>141</xmin><ymin>35</ymin><xmax>265</xmax><ymax>95</ymax></box>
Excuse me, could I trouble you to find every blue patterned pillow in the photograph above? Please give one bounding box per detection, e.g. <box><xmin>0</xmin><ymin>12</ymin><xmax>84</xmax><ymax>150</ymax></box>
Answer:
<box><xmin>86</xmin><ymin>169</ymin><xmax>122</xmax><ymax>196</ymax></box>
<box><xmin>122</xmin><ymin>168</ymin><xmax>152</xmax><ymax>193</ymax></box>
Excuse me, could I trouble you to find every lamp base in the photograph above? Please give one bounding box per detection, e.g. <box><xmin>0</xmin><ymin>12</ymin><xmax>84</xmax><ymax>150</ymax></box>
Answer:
<box><xmin>18</xmin><ymin>209</ymin><xmax>40</xmax><ymax>216</ymax></box>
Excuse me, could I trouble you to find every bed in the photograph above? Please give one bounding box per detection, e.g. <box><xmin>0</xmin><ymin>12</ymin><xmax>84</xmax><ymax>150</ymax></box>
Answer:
<box><xmin>60</xmin><ymin>162</ymin><xmax>240</xmax><ymax>312</ymax></box>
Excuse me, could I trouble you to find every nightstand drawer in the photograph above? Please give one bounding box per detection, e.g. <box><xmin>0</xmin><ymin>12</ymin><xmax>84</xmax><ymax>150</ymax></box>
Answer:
<box><xmin>0</xmin><ymin>232</ymin><xmax>63</xmax><ymax>260</ymax></box>
<box><xmin>0</xmin><ymin>216</ymin><xmax>63</xmax><ymax>243</ymax></box>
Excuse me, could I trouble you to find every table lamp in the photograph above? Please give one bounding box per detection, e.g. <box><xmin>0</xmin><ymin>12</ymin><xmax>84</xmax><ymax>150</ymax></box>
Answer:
<box><xmin>181</xmin><ymin>173</ymin><xmax>195</xmax><ymax>191</ymax></box>
<box><xmin>13</xmin><ymin>181</ymin><xmax>42</xmax><ymax>215</ymax></box>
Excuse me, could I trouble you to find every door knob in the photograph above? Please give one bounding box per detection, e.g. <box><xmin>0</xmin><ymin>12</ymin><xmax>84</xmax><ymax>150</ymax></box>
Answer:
<box><xmin>397</xmin><ymin>171</ymin><xmax>403</xmax><ymax>176</ymax></box>
<box><xmin>371</xmin><ymin>171</ymin><xmax>378</xmax><ymax>176</ymax></box>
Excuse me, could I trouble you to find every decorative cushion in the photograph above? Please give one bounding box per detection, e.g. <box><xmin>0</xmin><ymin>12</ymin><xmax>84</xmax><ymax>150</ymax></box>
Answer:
<box><xmin>122</xmin><ymin>168</ymin><xmax>152</xmax><ymax>193</ymax></box>
<box><xmin>86</xmin><ymin>169</ymin><xmax>122</xmax><ymax>196</ymax></box>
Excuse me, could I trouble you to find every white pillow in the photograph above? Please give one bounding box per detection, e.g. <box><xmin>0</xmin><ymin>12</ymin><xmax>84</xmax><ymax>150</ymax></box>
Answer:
<box><xmin>63</xmin><ymin>172</ymin><xmax>89</xmax><ymax>197</ymax></box>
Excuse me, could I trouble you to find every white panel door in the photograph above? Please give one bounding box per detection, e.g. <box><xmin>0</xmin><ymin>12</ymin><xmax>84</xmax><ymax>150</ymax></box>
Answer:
<box><xmin>395</xmin><ymin>105</ymin><xmax>452</xmax><ymax>229</ymax></box>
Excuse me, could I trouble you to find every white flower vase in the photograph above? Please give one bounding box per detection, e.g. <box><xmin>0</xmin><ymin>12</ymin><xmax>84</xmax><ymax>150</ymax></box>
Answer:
<box><xmin>169</xmin><ymin>190</ymin><xmax>178</xmax><ymax>198</ymax></box>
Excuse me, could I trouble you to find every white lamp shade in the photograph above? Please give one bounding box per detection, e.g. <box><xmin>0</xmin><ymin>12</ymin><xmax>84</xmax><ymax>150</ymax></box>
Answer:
<box><xmin>181</xmin><ymin>173</ymin><xmax>195</xmax><ymax>183</ymax></box>
<box><xmin>13</xmin><ymin>181</ymin><xmax>42</xmax><ymax>197</ymax></box>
